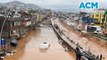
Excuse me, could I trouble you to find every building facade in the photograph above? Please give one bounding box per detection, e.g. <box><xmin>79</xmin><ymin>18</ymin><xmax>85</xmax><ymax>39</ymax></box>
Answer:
<box><xmin>93</xmin><ymin>9</ymin><xmax>105</xmax><ymax>24</ymax></box>
<box><xmin>0</xmin><ymin>11</ymin><xmax>37</xmax><ymax>39</ymax></box>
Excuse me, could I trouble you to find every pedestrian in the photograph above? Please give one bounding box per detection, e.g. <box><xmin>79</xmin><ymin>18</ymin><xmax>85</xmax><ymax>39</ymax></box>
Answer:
<box><xmin>76</xmin><ymin>46</ymin><xmax>81</xmax><ymax>60</ymax></box>
<box><xmin>99</xmin><ymin>54</ymin><xmax>102</xmax><ymax>60</ymax></box>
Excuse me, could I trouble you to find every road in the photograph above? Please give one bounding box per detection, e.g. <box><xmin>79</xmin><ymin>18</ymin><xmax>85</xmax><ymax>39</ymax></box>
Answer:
<box><xmin>53</xmin><ymin>19</ymin><xmax>107</xmax><ymax>59</ymax></box>
<box><xmin>4</xmin><ymin>26</ymin><xmax>75</xmax><ymax>60</ymax></box>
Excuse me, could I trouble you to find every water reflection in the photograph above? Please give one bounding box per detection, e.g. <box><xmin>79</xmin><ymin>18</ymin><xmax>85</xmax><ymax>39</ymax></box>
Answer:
<box><xmin>39</xmin><ymin>49</ymin><xmax>48</xmax><ymax>52</ymax></box>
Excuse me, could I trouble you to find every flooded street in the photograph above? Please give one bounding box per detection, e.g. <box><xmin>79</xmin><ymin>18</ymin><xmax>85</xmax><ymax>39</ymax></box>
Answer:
<box><xmin>54</xmin><ymin>19</ymin><xmax>107</xmax><ymax>59</ymax></box>
<box><xmin>4</xmin><ymin>26</ymin><xmax>75</xmax><ymax>60</ymax></box>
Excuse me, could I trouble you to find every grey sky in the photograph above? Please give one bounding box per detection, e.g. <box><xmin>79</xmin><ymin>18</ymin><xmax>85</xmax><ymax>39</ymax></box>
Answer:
<box><xmin>0</xmin><ymin>0</ymin><xmax>107</xmax><ymax>12</ymax></box>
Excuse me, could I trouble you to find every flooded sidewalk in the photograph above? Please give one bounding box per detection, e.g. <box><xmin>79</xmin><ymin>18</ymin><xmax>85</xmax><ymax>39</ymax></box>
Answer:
<box><xmin>4</xmin><ymin>26</ymin><xmax>75</xmax><ymax>60</ymax></box>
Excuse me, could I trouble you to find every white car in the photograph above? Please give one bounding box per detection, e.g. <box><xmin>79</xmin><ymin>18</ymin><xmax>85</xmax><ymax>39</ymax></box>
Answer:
<box><xmin>39</xmin><ymin>42</ymin><xmax>50</xmax><ymax>49</ymax></box>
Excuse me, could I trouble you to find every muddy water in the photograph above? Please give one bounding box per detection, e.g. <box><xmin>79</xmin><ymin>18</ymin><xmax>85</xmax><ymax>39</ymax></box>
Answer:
<box><xmin>4</xmin><ymin>26</ymin><xmax>75</xmax><ymax>60</ymax></box>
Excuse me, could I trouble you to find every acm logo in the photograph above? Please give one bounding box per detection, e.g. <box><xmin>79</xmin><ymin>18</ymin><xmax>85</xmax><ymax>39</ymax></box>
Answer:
<box><xmin>79</xmin><ymin>2</ymin><xmax>98</xmax><ymax>9</ymax></box>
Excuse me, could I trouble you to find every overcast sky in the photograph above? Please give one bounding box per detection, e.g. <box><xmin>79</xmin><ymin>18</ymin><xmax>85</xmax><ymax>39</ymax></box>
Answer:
<box><xmin>0</xmin><ymin>0</ymin><xmax>107</xmax><ymax>12</ymax></box>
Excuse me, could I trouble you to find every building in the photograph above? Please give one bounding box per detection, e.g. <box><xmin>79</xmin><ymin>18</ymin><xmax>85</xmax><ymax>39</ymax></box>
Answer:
<box><xmin>0</xmin><ymin>16</ymin><xmax>11</xmax><ymax>39</ymax></box>
<box><xmin>93</xmin><ymin>9</ymin><xmax>105</xmax><ymax>24</ymax></box>
<box><xmin>0</xmin><ymin>10</ymin><xmax>37</xmax><ymax>39</ymax></box>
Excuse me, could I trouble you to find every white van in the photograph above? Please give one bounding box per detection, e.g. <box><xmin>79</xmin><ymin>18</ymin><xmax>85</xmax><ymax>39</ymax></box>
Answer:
<box><xmin>91</xmin><ymin>26</ymin><xmax>102</xmax><ymax>34</ymax></box>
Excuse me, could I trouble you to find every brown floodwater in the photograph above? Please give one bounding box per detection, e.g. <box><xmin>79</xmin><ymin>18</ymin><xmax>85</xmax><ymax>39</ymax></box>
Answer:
<box><xmin>4</xmin><ymin>26</ymin><xmax>75</xmax><ymax>60</ymax></box>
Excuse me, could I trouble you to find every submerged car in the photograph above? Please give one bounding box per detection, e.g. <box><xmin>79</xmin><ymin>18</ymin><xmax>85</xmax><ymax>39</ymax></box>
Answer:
<box><xmin>39</xmin><ymin>42</ymin><xmax>50</xmax><ymax>49</ymax></box>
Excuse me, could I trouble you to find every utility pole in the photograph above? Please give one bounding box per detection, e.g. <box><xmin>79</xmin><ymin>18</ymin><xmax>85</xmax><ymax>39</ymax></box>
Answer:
<box><xmin>0</xmin><ymin>7</ymin><xmax>11</xmax><ymax>54</ymax></box>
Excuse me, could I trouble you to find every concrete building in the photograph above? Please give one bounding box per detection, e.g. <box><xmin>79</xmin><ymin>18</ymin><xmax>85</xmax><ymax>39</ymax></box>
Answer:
<box><xmin>93</xmin><ymin>9</ymin><xmax>105</xmax><ymax>24</ymax></box>
<box><xmin>0</xmin><ymin>10</ymin><xmax>37</xmax><ymax>39</ymax></box>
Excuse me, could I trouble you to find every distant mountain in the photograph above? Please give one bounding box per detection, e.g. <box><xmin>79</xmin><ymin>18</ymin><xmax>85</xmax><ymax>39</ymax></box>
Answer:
<box><xmin>0</xmin><ymin>1</ymin><xmax>41</xmax><ymax>10</ymax></box>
